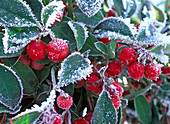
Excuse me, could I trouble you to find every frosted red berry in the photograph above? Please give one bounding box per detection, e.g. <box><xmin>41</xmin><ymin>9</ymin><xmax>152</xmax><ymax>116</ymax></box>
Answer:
<box><xmin>52</xmin><ymin>114</ymin><xmax>62</xmax><ymax>124</ymax></box>
<box><xmin>128</xmin><ymin>62</ymin><xmax>144</xmax><ymax>80</ymax></box>
<box><xmin>72</xmin><ymin>118</ymin><xmax>89</xmax><ymax>124</ymax></box>
<box><xmin>98</xmin><ymin>38</ymin><xmax>111</xmax><ymax>44</ymax></box>
<box><xmin>106</xmin><ymin>10</ymin><xmax>116</xmax><ymax>18</ymax></box>
<box><xmin>31</xmin><ymin>61</ymin><xmax>44</xmax><ymax>70</ymax></box>
<box><xmin>91</xmin><ymin>81</ymin><xmax>103</xmax><ymax>94</ymax></box>
<box><xmin>47</xmin><ymin>38</ymin><xmax>69</xmax><ymax>62</ymax></box>
<box><xmin>27</xmin><ymin>40</ymin><xmax>46</xmax><ymax>61</ymax></box>
<box><xmin>19</xmin><ymin>55</ymin><xmax>31</xmax><ymax>66</ymax></box>
<box><xmin>119</xmin><ymin>48</ymin><xmax>137</xmax><ymax>66</ymax></box>
<box><xmin>86</xmin><ymin>75</ymin><xmax>100</xmax><ymax>91</ymax></box>
<box><xmin>107</xmin><ymin>61</ymin><xmax>123</xmax><ymax>77</ymax></box>
<box><xmin>109</xmin><ymin>82</ymin><xmax>123</xmax><ymax>98</ymax></box>
<box><xmin>111</xmin><ymin>97</ymin><xmax>121</xmax><ymax>109</ymax></box>
<box><xmin>84</xmin><ymin>113</ymin><xmax>93</xmax><ymax>124</ymax></box>
<box><xmin>144</xmin><ymin>63</ymin><xmax>161</xmax><ymax>80</ymax></box>
<box><xmin>153</xmin><ymin>78</ymin><xmax>162</xmax><ymax>85</ymax></box>
<box><xmin>57</xmin><ymin>94</ymin><xmax>73</xmax><ymax>109</ymax></box>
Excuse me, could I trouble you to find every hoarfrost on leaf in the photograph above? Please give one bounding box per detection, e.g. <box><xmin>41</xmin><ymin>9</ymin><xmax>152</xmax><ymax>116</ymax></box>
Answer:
<box><xmin>76</xmin><ymin>0</ymin><xmax>104</xmax><ymax>17</ymax></box>
<box><xmin>58</xmin><ymin>52</ymin><xmax>92</xmax><ymax>87</ymax></box>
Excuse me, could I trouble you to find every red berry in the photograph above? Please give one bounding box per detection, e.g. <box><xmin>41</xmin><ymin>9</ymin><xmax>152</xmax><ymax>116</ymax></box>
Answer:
<box><xmin>52</xmin><ymin>114</ymin><xmax>62</xmax><ymax>124</ymax></box>
<box><xmin>27</xmin><ymin>40</ymin><xmax>46</xmax><ymax>61</ymax></box>
<box><xmin>86</xmin><ymin>75</ymin><xmax>100</xmax><ymax>91</ymax></box>
<box><xmin>91</xmin><ymin>82</ymin><xmax>103</xmax><ymax>94</ymax></box>
<box><xmin>91</xmin><ymin>62</ymin><xmax>101</xmax><ymax>76</ymax></box>
<box><xmin>128</xmin><ymin>62</ymin><xmax>144</xmax><ymax>80</ymax></box>
<box><xmin>109</xmin><ymin>82</ymin><xmax>123</xmax><ymax>98</ymax></box>
<box><xmin>47</xmin><ymin>38</ymin><xmax>69</xmax><ymax>62</ymax></box>
<box><xmin>107</xmin><ymin>61</ymin><xmax>123</xmax><ymax>77</ymax></box>
<box><xmin>145</xmin><ymin>95</ymin><xmax>151</xmax><ymax>103</ymax></box>
<box><xmin>111</xmin><ymin>97</ymin><xmax>121</xmax><ymax>109</ymax></box>
<box><xmin>161</xmin><ymin>67</ymin><xmax>170</xmax><ymax>76</ymax></box>
<box><xmin>84</xmin><ymin>113</ymin><xmax>93</xmax><ymax>124</ymax></box>
<box><xmin>116</xmin><ymin>39</ymin><xmax>123</xmax><ymax>48</ymax></box>
<box><xmin>106</xmin><ymin>10</ymin><xmax>116</xmax><ymax>18</ymax></box>
<box><xmin>123</xmin><ymin>91</ymin><xmax>130</xmax><ymax>96</ymax></box>
<box><xmin>77</xmin><ymin>79</ymin><xmax>85</xmax><ymax>88</ymax></box>
<box><xmin>57</xmin><ymin>94</ymin><xmax>73</xmax><ymax>109</ymax></box>
<box><xmin>51</xmin><ymin>9</ymin><xmax>63</xmax><ymax>25</ymax></box>
<box><xmin>119</xmin><ymin>48</ymin><xmax>137</xmax><ymax>66</ymax></box>
<box><xmin>30</xmin><ymin>61</ymin><xmax>44</xmax><ymax>70</ymax></box>
<box><xmin>19</xmin><ymin>55</ymin><xmax>31</xmax><ymax>66</ymax></box>
<box><xmin>98</xmin><ymin>38</ymin><xmax>111</xmax><ymax>44</ymax></box>
<box><xmin>72</xmin><ymin>118</ymin><xmax>89</xmax><ymax>124</ymax></box>
<box><xmin>153</xmin><ymin>78</ymin><xmax>162</xmax><ymax>85</ymax></box>
<box><xmin>136</xmin><ymin>24</ymin><xmax>140</xmax><ymax>30</ymax></box>
<box><xmin>144</xmin><ymin>63</ymin><xmax>161</xmax><ymax>80</ymax></box>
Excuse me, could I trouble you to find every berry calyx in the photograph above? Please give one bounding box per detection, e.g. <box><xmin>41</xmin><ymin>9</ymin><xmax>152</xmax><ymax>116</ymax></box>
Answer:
<box><xmin>107</xmin><ymin>61</ymin><xmax>123</xmax><ymax>77</ymax></box>
<box><xmin>144</xmin><ymin>62</ymin><xmax>161</xmax><ymax>80</ymax></box>
<box><xmin>19</xmin><ymin>55</ymin><xmax>31</xmax><ymax>66</ymax></box>
<box><xmin>52</xmin><ymin>114</ymin><xmax>62</xmax><ymax>124</ymax></box>
<box><xmin>27</xmin><ymin>40</ymin><xmax>46</xmax><ymax>61</ymax></box>
<box><xmin>30</xmin><ymin>61</ymin><xmax>44</xmax><ymax>70</ymax></box>
<box><xmin>109</xmin><ymin>82</ymin><xmax>123</xmax><ymax>98</ymax></box>
<box><xmin>98</xmin><ymin>38</ymin><xmax>112</xmax><ymax>44</ymax></box>
<box><xmin>47</xmin><ymin>38</ymin><xmax>69</xmax><ymax>62</ymax></box>
<box><xmin>86</xmin><ymin>75</ymin><xmax>100</xmax><ymax>91</ymax></box>
<box><xmin>119</xmin><ymin>48</ymin><xmax>137</xmax><ymax>66</ymax></box>
<box><xmin>128</xmin><ymin>62</ymin><xmax>144</xmax><ymax>80</ymax></box>
<box><xmin>106</xmin><ymin>10</ymin><xmax>116</xmax><ymax>18</ymax></box>
<box><xmin>57</xmin><ymin>94</ymin><xmax>73</xmax><ymax>109</ymax></box>
<box><xmin>111</xmin><ymin>97</ymin><xmax>121</xmax><ymax>109</ymax></box>
<box><xmin>72</xmin><ymin>118</ymin><xmax>89</xmax><ymax>124</ymax></box>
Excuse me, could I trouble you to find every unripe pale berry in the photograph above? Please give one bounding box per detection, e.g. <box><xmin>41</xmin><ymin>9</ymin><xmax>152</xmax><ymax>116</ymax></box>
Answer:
<box><xmin>86</xmin><ymin>75</ymin><xmax>100</xmax><ymax>91</ymax></box>
<box><xmin>119</xmin><ymin>48</ymin><xmax>137</xmax><ymax>66</ymax></box>
<box><xmin>72</xmin><ymin>118</ymin><xmax>89</xmax><ymax>124</ymax></box>
<box><xmin>107</xmin><ymin>61</ymin><xmax>123</xmax><ymax>77</ymax></box>
<box><xmin>47</xmin><ymin>38</ymin><xmax>69</xmax><ymax>62</ymax></box>
<box><xmin>57</xmin><ymin>94</ymin><xmax>73</xmax><ymax>109</ymax></box>
<box><xmin>128</xmin><ymin>62</ymin><xmax>144</xmax><ymax>80</ymax></box>
<box><xmin>144</xmin><ymin>62</ymin><xmax>161</xmax><ymax>80</ymax></box>
<box><xmin>19</xmin><ymin>55</ymin><xmax>31</xmax><ymax>66</ymax></box>
<box><xmin>27</xmin><ymin>40</ymin><xmax>46</xmax><ymax>61</ymax></box>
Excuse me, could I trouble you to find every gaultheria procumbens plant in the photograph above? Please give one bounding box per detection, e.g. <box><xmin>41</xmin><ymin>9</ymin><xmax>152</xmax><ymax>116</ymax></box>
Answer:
<box><xmin>0</xmin><ymin>0</ymin><xmax>169</xmax><ymax>123</ymax></box>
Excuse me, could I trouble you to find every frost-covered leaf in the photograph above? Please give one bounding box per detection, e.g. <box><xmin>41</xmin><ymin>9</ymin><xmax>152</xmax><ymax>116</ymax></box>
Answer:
<box><xmin>24</xmin><ymin>0</ymin><xmax>43</xmax><ymax>21</ymax></box>
<box><xmin>93</xmin><ymin>17</ymin><xmax>136</xmax><ymax>41</ymax></box>
<box><xmin>50</xmin><ymin>22</ymin><xmax>77</xmax><ymax>51</ymax></box>
<box><xmin>136</xmin><ymin>18</ymin><xmax>170</xmax><ymax>46</ymax></box>
<box><xmin>80</xmin><ymin>33</ymin><xmax>103</xmax><ymax>56</ymax></box>
<box><xmin>58</xmin><ymin>52</ymin><xmax>92</xmax><ymax>87</ymax></box>
<box><xmin>13</xmin><ymin>61</ymin><xmax>39</xmax><ymax>95</ymax></box>
<box><xmin>41</xmin><ymin>1</ymin><xmax>65</xmax><ymax>27</ymax></box>
<box><xmin>68</xmin><ymin>21</ymin><xmax>88</xmax><ymax>51</ymax></box>
<box><xmin>150</xmin><ymin>51</ymin><xmax>169</xmax><ymax>65</ymax></box>
<box><xmin>11</xmin><ymin>111</ymin><xmax>41</xmax><ymax>124</ymax></box>
<box><xmin>0</xmin><ymin>0</ymin><xmax>40</xmax><ymax>27</ymax></box>
<box><xmin>107</xmin><ymin>40</ymin><xmax>116</xmax><ymax>58</ymax></box>
<box><xmin>0</xmin><ymin>63</ymin><xmax>23</xmax><ymax>110</ymax></box>
<box><xmin>3</xmin><ymin>27</ymin><xmax>39</xmax><ymax>54</ymax></box>
<box><xmin>126</xmin><ymin>0</ymin><xmax>137</xmax><ymax>18</ymax></box>
<box><xmin>94</xmin><ymin>42</ymin><xmax>107</xmax><ymax>55</ymax></box>
<box><xmin>91</xmin><ymin>91</ymin><xmax>117</xmax><ymax>124</ymax></box>
<box><xmin>76</xmin><ymin>0</ymin><xmax>104</xmax><ymax>17</ymax></box>
<box><xmin>113</xmin><ymin>0</ymin><xmax>125</xmax><ymax>17</ymax></box>
<box><xmin>73</xmin><ymin>7</ymin><xmax>104</xmax><ymax>27</ymax></box>
<box><xmin>0</xmin><ymin>103</ymin><xmax>21</xmax><ymax>114</ymax></box>
<box><xmin>163</xmin><ymin>45</ymin><xmax>170</xmax><ymax>57</ymax></box>
<box><xmin>134</xmin><ymin>95</ymin><xmax>152</xmax><ymax>124</ymax></box>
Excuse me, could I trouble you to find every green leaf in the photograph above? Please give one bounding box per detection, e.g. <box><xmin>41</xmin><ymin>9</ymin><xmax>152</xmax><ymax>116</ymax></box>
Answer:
<box><xmin>68</xmin><ymin>21</ymin><xmax>88</xmax><ymax>51</ymax></box>
<box><xmin>130</xmin><ymin>18</ymin><xmax>141</xmax><ymax>25</ymax></box>
<box><xmin>150</xmin><ymin>100</ymin><xmax>159</xmax><ymax>123</ymax></box>
<box><xmin>3</xmin><ymin>27</ymin><xmax>39</xmax><ymax>54</ymax></box>
<box><xmin>3</xmin><ymin>56</ymin><xmax>19</xmax><ymax>66</ymax></box>
<box><xmin>134</xmin><ymin>95</ymin><xmax>152</xmax><ymax>124</ymax></box>
<box><xmin>13</xmin><ymin>61</ymin><xmax>39</xmax><ymax>95</ymax></box>
<box><xmin>61</xmin><ymin>84</ymin><xmax>74</xmax><ymax>97</ymax></box>
<box><xmin>126</xmin><ymin>0</ymin><xmax>137</xmax><ymax>18</ymax></box>
<box><xmin>43</xmin><ymin>0</ymin><xmax>51</xmax><ymax>5</ymax></box>
<box><xmin>93</xmin><ymin>17</ymin><xmax>135</xmax><ymax>41</ymax></box>
<box><xmin>35</xmin><ymin>55</ymin><xmax>51</xmax><ymax>64</ymax></box>
<box><xmin>24</xmin><ymin>0</ymin><xmax>43</xmax><ymax>21</ymax></box>
<box><xmin>70</xmin><ymin>109</ymin><xmax>79</xmax><ymax>122</ymax></box>
<box><xmin>0</xmin><ymin>103</ymin><xmax>21</xmax><ymax>114</ymax></box>
<box><xmin>51</xmin><ymin>22</ymin><xmax>76</xmax><ymax>51</ymax></box>
<box><xmin>94</xmin><ymin>42</ymin><xmax>107</xmax><ymax>55</ymax></box>
<box><xmin>91</xmin><ymin>91</ymin><xmax>117</xmax><ymax>124</ymax></box>
<box><xmin>0</xmin><ymin>64</ymin><xmax>23</xmax><ymax>110</ymax></box>
<box><xmin>113</xmin><ymin>0</ymin><xmax>125</xmax><ymax>17</ymax></box>
<box><xmin>76</xmin><ymin>0</ymin><xmax>104</xmax><ymax>17</ymax></box>
<box><xmin>0</xmin><ymin>34</ymin><xmax>23</xmax><ymax>58</ymax></box>
<box><xmin>41</xmin><ymin>1</ymin><xmax>65</xmax><ymax>27</ymax></box>
<box><xmin>73</xmin><ymin>7</ymin><xmax>104</xmax><ymax>27</ymax></box>
<box><xmin>107</xmin><ymin>40</ymin><xmax>116</xmax><ymax>58</ymax></box>
<box><xmin>0</xmin><ymin>0</ymin><xmax>39</xmax><ymax>27</ymax></box>
<box><xmin>58</xmin><ymin>52</ymin><xmax>92</xmax><ymax>87</ymax></box>
<box><xmin>12</xmin><ymin>111</ymin><xmax>41</xmax><ymax>124</ymax></box>
<box><xmin>80</xmin><ymin>33</ymin><xmax>103</xmax><ymax>56</ymax></box>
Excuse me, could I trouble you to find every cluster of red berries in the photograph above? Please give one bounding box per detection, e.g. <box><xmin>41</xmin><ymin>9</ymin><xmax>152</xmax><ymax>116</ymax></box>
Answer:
<box><xmin>27</xmin><ymin>38</ymin><xmax>69</xmax><ymax>62</ymax></box>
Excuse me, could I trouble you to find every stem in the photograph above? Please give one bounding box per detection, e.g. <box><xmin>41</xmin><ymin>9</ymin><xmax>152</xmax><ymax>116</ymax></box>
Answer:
<box><xmin>67</xmin><ymin>0</ymin><xmax>73</xmax><ymax>19</ymax></box>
